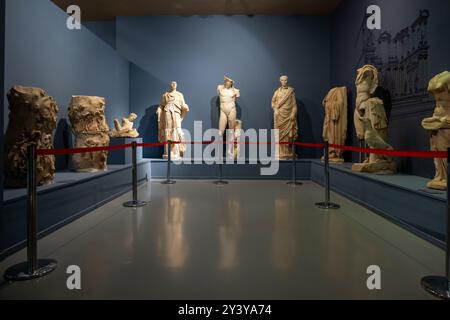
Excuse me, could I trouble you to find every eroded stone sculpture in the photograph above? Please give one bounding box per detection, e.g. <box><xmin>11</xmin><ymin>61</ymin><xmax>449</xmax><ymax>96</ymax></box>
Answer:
<box><xmin>110</xmin><ymin>113</ymin><xmax>139</xmax><ymax>138</ymax></box>
<box><xmin>322</xmin><ymin>87</ymin><xmax>348</xmax><ymax>163</ymax></box>
<box><xmin>4</xmin><ymin>86</ymin><xmax>59</xmax><ymax>187</ymax></box>
<box><xmin>157</xmin><ymin>81</ymin><xmax>189</xmax><ymax>159</ymax></box>
<box><xmin>68</xmin><ymin>96</ymin><xmax>110</xmax><ymax>172</ymax></box>
<box><xmin>218</xmin><ymin>76</ymin><xmax>242</xmax><ymax>158</ymax></box>
<box><xmin>422</xmin><ymin>71</ymin><xmax>450</xmax><ymax>190</ymax></box>
<box><xmin>272</xmin><ymin>75</ymin><xmax>298</xmax><ymax>160</ymax></box>
<box><xmin>352</xmin><ymin>65</ymin><xmax>396</xmax><ymax>174</ymax></box>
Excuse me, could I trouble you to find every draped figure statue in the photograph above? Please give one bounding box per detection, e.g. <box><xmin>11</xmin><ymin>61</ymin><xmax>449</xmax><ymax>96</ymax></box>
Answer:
<box><xmin>272</xmin><ymin>75</ymin><xmax>298</xmax><ymax>160</ymax></box>
<box><xmin>422</xmin><ymin>71</ymin><xmax>450</xmax><ymax>190</ymax></box>
<box><xmin>157</xmin><ymin>81</ymin><xmax>189</xmax><ymax>159</ymax></box>
<box><xmin>322</xmin><ymin>87</ymin><xmax>348</xmax><ymax>163</ymax></box>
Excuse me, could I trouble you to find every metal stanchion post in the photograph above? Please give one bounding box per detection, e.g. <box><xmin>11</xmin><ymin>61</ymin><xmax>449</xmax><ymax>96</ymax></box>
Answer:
<box><xmin>213</xmin><ymin>162</ymin><xmax>228</xmax><ymax>185</ymax></box>
<box><xmin>162</xmin><ymin>141</ymin><xmax>176</xmax><ymax>185</ymax></box>
<box><xmin>4</xmin><ymin>144</ymin><xmax>57</xmax><ymax>281</ymax></box>
<box><xmin>123</xmin><ymin>141</ymin><xmax>147</xmax><ymax>208</ymax></box>
<box><xmin>359</xmin><ymin>139</ymin><xmax>364</xmax><ymax>163</ymax></box>
<box><xmin>421</xmin><ymin>148</ymin><xmax>450</xmax><ymax>299</ymax></box>
<box><xmin>315</xmin><ymin>141</ymin><xmax>340</xmax><ymax>210</ymax></box>
<box><xmin>287</xmin><ymin>142</ymin><xmax>302</xmax><ymax>186</ymax></box>
<box><xmin>214</xmin><ymin>137</ymin><xmax>228</xmax><ymax>185</ymax></box>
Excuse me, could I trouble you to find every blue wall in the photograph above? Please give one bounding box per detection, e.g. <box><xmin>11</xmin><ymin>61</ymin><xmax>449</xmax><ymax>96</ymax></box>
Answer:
<box><xmin>117</xmin><ymin>16</ymin><xmax>330</xmax><ymax>158</ymax></box>
<box><xmin>3</xmin><ymin>0</ymin><xmax>130</xmax><ymax>167</ymax></box>
<box><xmin>331</xmin><ymin>0</ymin><xmax>450</xmax><ymax>178</ymax></box>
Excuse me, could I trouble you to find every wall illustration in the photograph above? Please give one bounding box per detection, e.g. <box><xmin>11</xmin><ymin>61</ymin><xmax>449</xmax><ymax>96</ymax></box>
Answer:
<box><xmin>358</xmin><ymin>10</ymin><xmax>430</xmax><ymax>106</ymax></box>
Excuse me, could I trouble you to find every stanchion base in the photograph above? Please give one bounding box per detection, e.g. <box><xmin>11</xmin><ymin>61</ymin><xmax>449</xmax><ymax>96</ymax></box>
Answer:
<box><xmin>123</xmin><ymin>200</ymin><xmax>148</xmax><ymax>208</ymax></box>
<box><xmin>315</xmin><ymin>202</ymin><xmax>340</xmax><ymax>210</ymax></box>
<box><xmin>4</xmin><ymin>259</ymin><xmax>57</xmax><ymax>281</ymax></box>
<box><xmin>213</xmin><ymin>180</ymin><xmax>229</xmax><ymax>185</ymax></box>
<box><xmin>287</xmin><ymin>181</ymin><xmax>303</xmax><ymax>186</ymax></box>
<box><xmin>161</xmin><ymin>180</ymin><xmax>176</xmax><ymax>185</ymax></box>
<box><xmin>421</xmin><ymin>276</ymin><xmax>450</xmax><ymax>300</ymax></box>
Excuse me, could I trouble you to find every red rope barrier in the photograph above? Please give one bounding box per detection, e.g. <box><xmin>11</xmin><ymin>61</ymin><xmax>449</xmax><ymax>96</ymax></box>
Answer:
<box><xmin>295</xmin><ymin>142</ymin><xmax>325</xmax><ymax>148</ymax></box>
<box><xmin>37</xmin><ymin>143</ymin><xmax>133</xmax><ymax>156</ymax></box>
<box><xmin>137</xmin><ymin>142</ymin><xmax>168</xmax><ymax>148</ymax></box>
<box><xmin>329</xmin><ymin>144</ymin><xmax>447</xmax><ymax>159</ymax></box>
<box><xmin>35</xmin><ymin>140</ymin><xmax>447</xmax><ymax>159</ymax></box>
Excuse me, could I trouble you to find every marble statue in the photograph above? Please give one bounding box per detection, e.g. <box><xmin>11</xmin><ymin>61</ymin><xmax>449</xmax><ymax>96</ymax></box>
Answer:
<box><xmin>110</xmin><ymin>113</ymin><xmax>139</xmax><ymax>138</ymax></box>
<box><xmin>68</xmin><ymin>96</ymin><xmax>110</xmax><ymax>172</ymax></box>
<box><xmin>4</xmin><ymin>86</ymin><xmax>59</xmax><ymax>187</ymax></box>
<box><xmin>218</xmin><ymin>76</ymin><xmax>241</xmax><ymax>158</ymax></box>
<box><xmin>157</xmin><ymin>81</ymin><xmax>190</xmax><ymax>159</ymax></box>
<box><xmin>232</xmin><ymin>120</ymin><xmax>242</xmax><ymax>159</ymax></box>
<box><xmin>272</xmin><ymin>75</ymin><xmax>298</xmax><ymax>160</ymax></box>
<box><xmin>352</xmin><ymin>65</ymin><xmax>396</xmax><ymax>174</ymax></box>
<box><xmin>421</xmin><ymin>71</ymin><xmax>450</xmax><ymax>190</ymax></box>
<box><xmin>322</xmin><ymin>87</ymin><xmax>348</xmax><ymax>163</ymax></box>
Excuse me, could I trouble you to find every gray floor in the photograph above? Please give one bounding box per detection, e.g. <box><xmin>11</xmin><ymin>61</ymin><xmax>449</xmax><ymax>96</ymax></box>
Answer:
<box><xmin>0</xmin><ymin>180</ymin><xmax>444</xmax><ymax>300</ymax></box>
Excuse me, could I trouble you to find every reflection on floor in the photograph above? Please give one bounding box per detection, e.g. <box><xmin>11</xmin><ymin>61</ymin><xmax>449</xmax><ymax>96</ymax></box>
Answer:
<box><xmin>0</xmin><ymin>180</ymin><xmax>444</xmax><ymax>299</ymax></box>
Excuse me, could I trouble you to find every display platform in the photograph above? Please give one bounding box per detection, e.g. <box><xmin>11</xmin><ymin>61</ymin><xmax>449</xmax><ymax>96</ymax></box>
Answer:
<box><xmin>0</xmin><ymin>161</ymin><xmax>151</xmax><ymax>261</ymax></box>
<box><xmin>310</xmin><ymin>160</ymin><xmax>446</xmax><ymax>247</ymax></box>
<box><xmin>148</xmin><ymin>158</ymin><xmax>311</xmax><ymax>180</ymax></box>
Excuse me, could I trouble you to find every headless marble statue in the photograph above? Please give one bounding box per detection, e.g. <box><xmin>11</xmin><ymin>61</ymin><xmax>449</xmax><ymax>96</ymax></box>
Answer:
<box><xmin>322</xmin><ymin>87</ymin><xmax>348</xmax><ymax>163</ymax></box>
<box><xmin>422</xmin><ymin>71</ymin><xmax>450</xmax><ymax>190</ymax></box>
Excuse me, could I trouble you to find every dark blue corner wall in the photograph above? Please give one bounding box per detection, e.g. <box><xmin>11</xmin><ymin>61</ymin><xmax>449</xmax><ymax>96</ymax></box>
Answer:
<box><xmin>117</xmin><ymin>16</ymin><xmax>330</xmax><ymax>158</ymax></box>
<box><xmin>3</xmin><ymin>0</ymin><xmax>129</xmax><ymax>149</ymax></box>
<box><xmin>331</xmin><ymin>0</ymin><xmax>450</xmax><ymax>178</ymax></box>
<box><xmin>1</xmin><ymin>0</ymin><xmax>5</xmax><ymax>249</ymax></box>
<box><xmin>84</xmin><ymin>21</ymin><xmax>117</xmax><ymax>49</ymax></box>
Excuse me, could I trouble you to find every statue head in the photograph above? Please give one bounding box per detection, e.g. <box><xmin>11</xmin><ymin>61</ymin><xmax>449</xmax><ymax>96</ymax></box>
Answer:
<box><xmin>355</xmin><ymin>65</ymin><xmax>379</xmax><ymax>94</ymax></box>
<box><xmin>224</xmin><ymin>76</ymin><xmax>234</xmax><ymax>89</ymax></box>
<box><xmin>428</xmin><ymin>71</ymin><xmax>450</xmax><ymax>105</ymax></box>
<box><xmin>170</xmin><ymin>81</ymin><xmax>177</xmax><ymax>91</ymax></box>
<box><xmin>129</xmin><ymin>113</ymin><xmax>137</xmax><ymax>122</ymax></box>
<box><xmin>280</xmin><ymin>75</ymin><xmax>289</xmax><ymax>88</ymax></box>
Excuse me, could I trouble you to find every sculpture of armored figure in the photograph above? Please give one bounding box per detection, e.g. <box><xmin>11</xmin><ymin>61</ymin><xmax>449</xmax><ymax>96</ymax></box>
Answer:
<box><xmin>110</xmin><ymin>113</ymin><xmax>139</xmax><ymax>138</ymax></box>
<box><xmin>322</xmin><ymin>87</ymin><xmax>348</xmax><ymax>163</ymax></box>
<box><xmin>422</xmin><ymin>71</ymin><xmax>450</xmax><ymax>190</ymax></box>
<box><xmin>218</xmin><ymin>76</ymin><xmax>241</xmax><ymax>158</ymax></box>
<box><xmin>352</xmin><ymin>65</ymin><xmax>396</xmax><ymax>174</ymax></box>
<box><xmin>157</xmin><ymin>81</ymin><xmax>190</xmax><ymax>159</ymax></box>
<box><xmin>272</xmin><ymin>75</ymin><xmax>298</xmax><ymax>160</ymax></box>
<box><xmin>4</xmin><ymin>86</ymin><xmax>59</xmax><ymax>187</ymax></box>
<box><xmin>68</xmin><ymin>96</ymin><xmax>110</xmax><ymax>172</ymax></box>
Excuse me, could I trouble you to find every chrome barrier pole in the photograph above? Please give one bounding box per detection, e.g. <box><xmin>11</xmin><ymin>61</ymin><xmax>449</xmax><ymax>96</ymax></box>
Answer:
<box><xmin>214</xmin><ymin>137</ymin><xmax>228</xmax><ymax>185</ymax></box>
<box><xmin>421</xmin><ymin>148</ymin><xmax>450</xmax><ymax>299</ymax></box>
<box><xmin>123</xmin><ymin>141</ymin><xmax>147</xmax><ymax>208</ymax></box>
<box><xmin>359</xmin><ymin>139</ymin><xmax>364</xmax><ymax>163</ymax></box>
<box><xmin>287</xmin><ymin>142</ymin><xmax>302</xmax><ymax>186</ymax></box>
<box><xmin>162</xmin><ymin>141</ymin><xmax>176</xmax><ymax>185</ymax></box>
<box><xmin>4</xmin><ymin>144</ymin><xmax>57</xmax><ymax>281</ymax></box>
<box><xmin>214</xmin><ymin>162</ymin><xmax>228</xmax><ymax>185</ymax></box>
<box><xmin>316</xmin><ymin>141</ymin><xmax>340</xmax><ymax>210</ymax></box>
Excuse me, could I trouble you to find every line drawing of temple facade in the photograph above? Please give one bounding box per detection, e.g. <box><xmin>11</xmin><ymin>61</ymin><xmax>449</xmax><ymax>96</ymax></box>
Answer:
<box><xmin>360</xmin><ymin>10</ymin><xmax>430</xmax><ymax>107</ymax></box>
